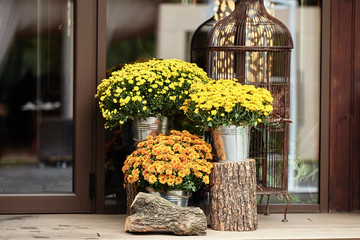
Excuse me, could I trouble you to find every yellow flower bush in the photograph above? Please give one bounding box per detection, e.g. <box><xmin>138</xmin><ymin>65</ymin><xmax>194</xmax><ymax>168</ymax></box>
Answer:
<box><xmin>181</xmin><ymin>79</ymin><xmax>274</xmax><ymax>131</ymax></box>
<box><xmin>95</xmin><ymin>59</ymin><xmax>209</xmax><ymax>129</ymax></box>
<box><xmin>122</xmin><ymin>130</ymin><xmax>213</xmax><ymax>192</ymax></box>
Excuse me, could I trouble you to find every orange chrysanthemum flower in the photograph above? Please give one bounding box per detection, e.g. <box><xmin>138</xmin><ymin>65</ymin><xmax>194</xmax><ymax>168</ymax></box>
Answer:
<box><xmin>127</xmin><ymin>175</ymin><xmax>135</xmax><ymax>184</ymax></box>
<box><xmin>148</xmin><ymin>175</ymin><xmax>157</xmax><ymax>184</ymax></box>
<box><xmin>122</xmin><ymin>130</ymin><xmax>213</xmax><ymax>192</ymax></box>
<box><xmin>159</xmin><ymin>174</ymin><xmax>167</xmax><ymax>184</ymax></box>
<box><xmin>167</xmin><ymin>176</ymin><xmax>175</xmax><ymax>186</ymax></box>
<box><xmin>175</xmin><ymin>177</ymin><xmax>183</xmax><ymax>185</ymax></box>
<box><xmin>178</xmin><ymin>170</ymin><xmax>186</xmax><ymax>178</ymax></box>
<box><xmin>202</xmin><ymin>175</ymin><xmax>210</xmax><ymax>184</ymax></box>
<box><xmin>194</xmin><ymin>171</ymin><xmax>203</xmax><ymax>178</ymax></box>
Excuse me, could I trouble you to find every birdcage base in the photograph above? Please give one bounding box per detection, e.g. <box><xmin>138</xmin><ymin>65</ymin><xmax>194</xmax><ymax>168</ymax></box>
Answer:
<box><xmin>256</xmin><ymin>187</ymin><xmax>290</xmax><ymax>222</ymax></box>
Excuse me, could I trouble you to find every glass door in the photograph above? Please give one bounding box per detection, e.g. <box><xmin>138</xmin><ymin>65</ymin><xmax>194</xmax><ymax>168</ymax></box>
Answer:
<box><xmin>0</xmin><ymin>0</ymin><xmax>96</xmax><ymax>213</ymax></box>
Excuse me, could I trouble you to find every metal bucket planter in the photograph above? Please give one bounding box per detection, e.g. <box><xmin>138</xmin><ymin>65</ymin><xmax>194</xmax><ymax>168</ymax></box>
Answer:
<box><xmin>132</xmin><ymin>117</ymin><xmax>169</xmax><ymax>142</ymax></box>
<box><xmin>147</xmin><ymin>187</ymin><xmax>190</xmax><ymax>207</ymax></box>
<box><xmin>159</xmin><ymin>190</ymin><xmax>191</xmax><ymax>207</ymax></box>
<box><xmin>211</xmin><ymin>125</ymin><xmax>250</xmax><ymax>162</ymax></box>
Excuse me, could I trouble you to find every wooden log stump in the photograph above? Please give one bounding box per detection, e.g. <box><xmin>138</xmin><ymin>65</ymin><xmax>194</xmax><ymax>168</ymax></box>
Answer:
<box><xmin>210</xmin><ymin>159</ymin><xmax>258</xmax><ymax>231</ymax></box>
<box><xmin>126</xmin><ymin>183</ymin><xmax>139</xmax><ymax>216</ymax></box>
<box><xmin>125</xmin><ymin>192</ymin><xmax>207</xmax><ymax>236</ymax></box>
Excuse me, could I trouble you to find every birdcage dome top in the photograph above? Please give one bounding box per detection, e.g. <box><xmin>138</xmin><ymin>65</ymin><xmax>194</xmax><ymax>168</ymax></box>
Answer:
<box><xmin>208</xmin><ymin>0</ymin><xmax>293</xmax><ymax>49</ymax></box>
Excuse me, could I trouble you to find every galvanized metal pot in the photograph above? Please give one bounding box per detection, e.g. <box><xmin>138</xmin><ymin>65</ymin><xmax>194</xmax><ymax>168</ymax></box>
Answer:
<box><xmin>147</xmin><ymin>187</ymin><xmax>190</xmax><ymax>207</ymax></box>
<box><xmin>211</xmin><ymin>125</ymin><xmax>250</xmax><ymax>162</ymax></box>
<box><xmin>159</xmin><ymin>190</ymin><xmax>190</xmax><ymax>207</ymax></box>
<box><xmin>132</xmin><ymin>117</ymin><xmax>169</xmax><ymax>142</ymax></box>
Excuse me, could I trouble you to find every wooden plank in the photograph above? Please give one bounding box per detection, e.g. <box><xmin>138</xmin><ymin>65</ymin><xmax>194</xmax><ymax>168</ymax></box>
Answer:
<box><xmin>320</xmin><ymin>0</ymin><xmax>331</xmax><ymax>213</ymax></box>
<box><xmin>352</xmin><ymin>83</ymin><xmax>360</xmax><ymax>212</ymax></box>
<box><xmin>351</xmin><ymin>0</ymin><xmax>360</xmax><ymax>212</ymax></box>
<box><xmin>329</xmin><ymin>0</ymin><xmax>353</xmax><ymax>212</ymax></box>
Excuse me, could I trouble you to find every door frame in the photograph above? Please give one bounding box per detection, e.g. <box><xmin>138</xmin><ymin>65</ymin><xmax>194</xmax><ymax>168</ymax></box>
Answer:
<box><xmin>0</xmin><ymin>0</ymin><xmax>97</xmax><ymax>213</ymax></box>
<box><xmin>327</xmin><ymin>0</ymin><xmax>360</xmax><ymax>212</ymax></box>
<box><xmin>94</xmin><ymin>0</ymin><xmax>107</xmax><ymax>213</ymax></box>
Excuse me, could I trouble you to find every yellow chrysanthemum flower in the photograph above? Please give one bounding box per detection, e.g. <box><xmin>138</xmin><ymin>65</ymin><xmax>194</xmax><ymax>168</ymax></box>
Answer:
<box><xmin>148</xmin><ymin>175</ymin><xmax>157</xmax><ymax>184</ymax></box>
<box><xmin>181</xmin><ymin>79</ymin><xmax>273</xmax><ymax>130</ymax></box>
<box><xmin>202</xmin><ymin>175</ymin><xmax>209</xmax><ymax>184</ymax></box>
<box><xmin>96</xmin><ymin>59</ymin><xmax>209</xmax><ymax>129</ymax></box>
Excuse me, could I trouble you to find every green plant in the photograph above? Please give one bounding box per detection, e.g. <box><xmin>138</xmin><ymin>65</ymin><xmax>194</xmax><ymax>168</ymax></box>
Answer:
<box><xmin>294</xmin><ymin>159</ymin><xmax>319</xmax><ymax>183</ymax></box>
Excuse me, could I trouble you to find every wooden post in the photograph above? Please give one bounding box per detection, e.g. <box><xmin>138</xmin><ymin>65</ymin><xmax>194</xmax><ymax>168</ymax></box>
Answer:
<box><xmin>210</xmin><ymin>159</ymin><xmax>258</xmax><ymax>231</ymax></box>
<box><xmin>126</xmin><ymin>183</ymin><xmax>139</xmax><ymax>216</ymax></box>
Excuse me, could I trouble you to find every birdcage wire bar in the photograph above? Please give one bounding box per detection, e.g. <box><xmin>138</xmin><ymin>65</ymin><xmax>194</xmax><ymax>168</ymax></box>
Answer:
<box><xmin>206</xmin><ymin>0</ymin><xmax>293</xmax><ymax>222</ymax></box>
<box><xmin>191</xmin><ymin>0</ymin><xmax>235</xmax><ymax>70</ymax></box>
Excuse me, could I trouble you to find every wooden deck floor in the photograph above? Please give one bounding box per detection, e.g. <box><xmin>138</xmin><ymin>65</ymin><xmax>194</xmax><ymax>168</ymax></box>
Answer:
<box><xmin>0</xmin><ymin>213</ymin><xmax>359</xmax><ymax>239</ymax></box>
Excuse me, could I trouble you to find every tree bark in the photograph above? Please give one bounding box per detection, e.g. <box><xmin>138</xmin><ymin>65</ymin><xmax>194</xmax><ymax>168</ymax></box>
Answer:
<box><xmin>210</xmin><ymin>159</ymin><xmax>258</xmax><ymax>231</ymax></box>
<box><xmin>124</xmin><ymin>192</ymin><xmax>207</xmax><ymax>236</ymax></box>
<box><xmin>126</xmin><ymin>183</ymin><xmax>139</xmax><ymax>216</ymax></box>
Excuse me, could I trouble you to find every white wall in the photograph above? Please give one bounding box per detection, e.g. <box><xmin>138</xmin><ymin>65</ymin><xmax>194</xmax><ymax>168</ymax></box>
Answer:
<box><xmin>156</xmin><ymin>4</ymin><xmax>212</xmax><ymax>60</ymax></box>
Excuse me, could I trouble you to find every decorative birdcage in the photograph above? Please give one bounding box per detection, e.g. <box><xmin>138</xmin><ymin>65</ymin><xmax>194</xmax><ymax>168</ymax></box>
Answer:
<box><xmin>191</xmin><ymin>0</ymin><xmax>235</xmax><ymax>70</ymax></box>
<box><xmin>206</xmin><ymin>0</ymin><xmax>293</xmax><ymax>222</ymax></box>
<box><xmin>191</xmin><ymin>0</ymin><xmax>235</xmax><ymax>149</ymax></box>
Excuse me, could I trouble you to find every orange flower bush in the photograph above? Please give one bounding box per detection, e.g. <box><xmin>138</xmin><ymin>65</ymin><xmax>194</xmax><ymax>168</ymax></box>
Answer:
<box><xmin>122</xmin><ymin>130</ymin><xmax>213</xmax><ymax>192</ymax></box>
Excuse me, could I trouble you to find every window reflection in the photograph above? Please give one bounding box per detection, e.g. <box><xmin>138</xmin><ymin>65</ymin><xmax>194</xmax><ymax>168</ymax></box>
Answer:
<box><xmin>269</xmin><ymin>0</ymin><xmax>321</xmax><ymax>204</ymax></box>
<box><xmin>0</xmin><ymin>0</ymin><xmax>74</xmax><ymax>193</ymax></box>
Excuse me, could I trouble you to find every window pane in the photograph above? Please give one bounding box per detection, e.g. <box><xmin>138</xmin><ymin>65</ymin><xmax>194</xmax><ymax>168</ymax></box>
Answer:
<box><xmin>259</xmin><ymin>0</ymin><xmax>321</xmax><ymax>204</ymax></box>
<box><xmin>0</xmin><ymin>0</ymin><xmax>74</xmax><ymax>193</ymax></box>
